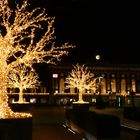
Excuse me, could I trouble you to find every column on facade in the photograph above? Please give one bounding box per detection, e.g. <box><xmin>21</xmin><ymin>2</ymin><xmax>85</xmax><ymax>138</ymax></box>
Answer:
<box><xmin>40</xmin><ymin>87</ymin><xmax>47</xmax><ymax>93</ymax></box>
<box><xmin>131</xmin><ymin>79</ymin><xmax>136</xmax><ymax>92</ymax></box>
<box><xmin>116</xmin><ymin>74</ymin><xmax>121</xmax><ymax>94</ymax></box>
<box><xmin>101</xmin><ymin>77</ymin><xmax>107</xmax><ymax>94</ymax></box>
<box><xmin>121</xmin><ymin>78</ymin><xmax>126</xmax><ymax>95</ymax></box>
<box><xmin>70</xmin><ymin>87</ymin><xmax>75</xmax><ymax>94</ymax></box>
<box><xmin>59</xmin><ymin>78</ymin><xmax>65</xmax><ymax>93</ymax></box>
<box><xmin>106</xmin><ymin>73</ymin><xmax>111</xmax><ymax>93</ymax></box>
<box><xmin>131</xmin><ymin>74</ymin><xmax>136</xmax><ymax>92</ymax></box>
<box><xmin>110</xmin><ymin>74</ymin><xmax>117</xmax><ymax>93</ymax></box>
<box><xmin>31</xmin><ymin>88</ymin><xmax>36</xmax><ymax>94</ymax></box>
<box><xmin>126</xmin><ymin>74</ymin><xmax>131</xmax><ymax>93</ymax></box>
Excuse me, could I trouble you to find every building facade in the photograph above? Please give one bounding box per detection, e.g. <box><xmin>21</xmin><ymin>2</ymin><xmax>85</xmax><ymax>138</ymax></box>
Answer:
<box><xmin>49</xmin><ymin>63</ymin><xmax>140</xmax><ymax>95</ymax></box>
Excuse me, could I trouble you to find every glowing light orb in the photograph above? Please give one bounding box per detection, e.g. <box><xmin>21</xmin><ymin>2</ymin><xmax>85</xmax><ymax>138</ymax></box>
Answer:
<box><xmin>95</xmin><ymin>54</ymin><xmax>100</xmax><ymax>60</ymax></box>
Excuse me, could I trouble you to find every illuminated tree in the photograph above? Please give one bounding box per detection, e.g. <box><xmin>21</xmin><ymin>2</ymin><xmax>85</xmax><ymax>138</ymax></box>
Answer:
<box><xmin>8</xmin><ymin>64</ymin><xmax>40</xmax><ymax>103</ymax></box>
<box><xmin>65</xmin><ymin>64</ymin><xmax>101</xmax><ymax>103</ymax></box>
<box><xmin>0</xmin><ymin>0</ymin><xmax>74</xmax><ymax>118</ymax></box>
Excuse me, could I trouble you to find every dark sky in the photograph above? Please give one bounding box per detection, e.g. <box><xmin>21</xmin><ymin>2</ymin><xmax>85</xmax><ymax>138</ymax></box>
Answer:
<box><xmin>38</xmin><ymin>0</ymin><xmax>139</xmax><ymax>64</ymax></box>
<box><xmin>29</xmin><ymin>0</ymin><xmax>139</xmax><ymax>85</ymax></box>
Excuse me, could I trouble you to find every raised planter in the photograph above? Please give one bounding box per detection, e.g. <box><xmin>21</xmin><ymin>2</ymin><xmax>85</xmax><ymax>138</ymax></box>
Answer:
<box><xmin>123</xmin><ymin>107</ymin><xmax>140</xmax><ymax>121</ymax></box>
<box><xmin>72</xmin><ymin>102</ymin><xmax>90</xmax><ymax>111</ymax></box>
<box><xmin>0</xmin><ymin>117</ymin><xmax>32</xmax><ymax>140</ymax></box>
<box><xmin>10</xmin><ymin>102</ymin><xmax>30</xmax><ymax>112</ymax></box>
<box><xmin>95</xmin><ymin>95</ymin><xmax>106</xmax><ymax>109</ymax></box>
<box><xmin>65</xmin><ymin>108</ymin><xmax>120</xmax><ymax>139</ymax></box>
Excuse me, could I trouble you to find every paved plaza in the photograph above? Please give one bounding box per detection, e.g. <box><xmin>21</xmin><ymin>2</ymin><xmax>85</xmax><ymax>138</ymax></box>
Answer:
<box><xmin>28</xmin><ymin>105</ymin><xmax>140</xmax><ymax>140</ymax></box>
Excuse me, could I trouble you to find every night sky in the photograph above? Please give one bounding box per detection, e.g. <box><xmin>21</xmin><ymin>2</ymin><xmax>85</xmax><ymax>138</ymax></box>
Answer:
<box><xmin>28</xmin><ymin>0</ymin><xmax>139</xmax><ymax>85</ymax></box>
<box><xmin>35</xmin><ymin>0</ymin><xmax>139</xmax><ymax>64</ymax></box>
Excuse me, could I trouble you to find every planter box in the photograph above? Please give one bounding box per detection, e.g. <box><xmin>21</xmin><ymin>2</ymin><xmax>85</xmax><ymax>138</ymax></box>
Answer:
<box><xmin>10</xmin><ymin>102</ymin><xmax>30</xmax><ymax>112</ymax></box>
<box><xmin>0</xmin><ymin>117</ymin><xmax>32</xmax><ymax>140</ymax></box>
<box><xmin>65</xmin><ymin>109</ymin><xmax>120</xmax><ymax>139</ymax></box>
<box><xmin>72</xmin><ymin>102</ymin><xmax>89</xmax><ymax>111</ymax></box>
<box><xmin>123</xmin><ymin>107</ymin><xmax>140</xmax><ymax>121</ymax></box>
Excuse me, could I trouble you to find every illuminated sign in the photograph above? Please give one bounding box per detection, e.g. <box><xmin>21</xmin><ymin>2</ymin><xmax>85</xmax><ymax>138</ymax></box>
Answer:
<box><xmin>52</xmin><ymin>73</ymin><xmax>58</xmax><ymax>78</ymax></box>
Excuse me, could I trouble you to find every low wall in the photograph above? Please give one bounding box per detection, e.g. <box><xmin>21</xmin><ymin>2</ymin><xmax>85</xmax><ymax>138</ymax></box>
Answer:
<box><xmin>123</xmin><ymin>107</ymin><xmax>140</xmax><ymax>121</ymax></box>
<box><xmin>0</xmin><ymin>117</ymin><xmax>32</xmax><ymax>140</ymax></box>
<box><xmin>65</xmin><ymin>108</ymin><xmax>120</xmax><ymax>139</ymax></box>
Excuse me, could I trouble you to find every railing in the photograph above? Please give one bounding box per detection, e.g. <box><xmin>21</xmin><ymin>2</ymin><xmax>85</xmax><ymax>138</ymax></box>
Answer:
<box><xmin>7</xmin><ymin>92</ymin><xmax>140</xmax><ymax>107</ymax></box>
<box><xmin>8</xmin><ymin>93</ymin><xmax>50</xmax><ymax>104</ymax></box>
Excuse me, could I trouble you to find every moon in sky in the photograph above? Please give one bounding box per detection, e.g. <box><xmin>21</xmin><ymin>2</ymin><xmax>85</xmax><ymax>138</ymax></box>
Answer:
<box><xmin>95</xmin><ymin>54</ymin><xmax>100</xmax><ymax>60</ymax></box>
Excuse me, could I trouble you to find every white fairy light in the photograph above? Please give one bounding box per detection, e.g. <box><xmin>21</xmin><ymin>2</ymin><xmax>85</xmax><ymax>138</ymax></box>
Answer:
<box><xmin>8</xmin><ymin>64</ymin><xmax>40</xmax><ymax>103</ymax></box>
<box><xmin>65</xmin><ymin>64</ymin><xmax>102</xmax><ymax>103</ymax></box>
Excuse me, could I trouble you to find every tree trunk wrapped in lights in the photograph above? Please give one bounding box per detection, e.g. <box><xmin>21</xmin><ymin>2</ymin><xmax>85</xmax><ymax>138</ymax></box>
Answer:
<box><xmin>0</xmin><ymin>0</ymin><xmax>75</xmax><ymax>119</ymax></box>
<box><xmin>7</xmin><ymin>64</ymin><xmax>40</xmax><ymax>103</ymax></box>
<box><xmin>65</xmin><ymin>64</ymin><xmax>102</xmax><ymax>103</ymax></box>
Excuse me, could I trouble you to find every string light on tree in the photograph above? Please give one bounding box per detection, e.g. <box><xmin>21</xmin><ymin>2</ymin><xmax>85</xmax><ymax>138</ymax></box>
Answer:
<box><xmin>0</xmin><ymin>0</ymin><xmax>75</xmax><ymax>119</ymax></box>
<box><xmin>65</xmin><ymin>64</ymin><xmax>102</xmax><ymax>103</ymax></box>
<box><xmin>7</xmin><ymin>64</ymin><xmax>40</xmax><ymax>103</ymax></box>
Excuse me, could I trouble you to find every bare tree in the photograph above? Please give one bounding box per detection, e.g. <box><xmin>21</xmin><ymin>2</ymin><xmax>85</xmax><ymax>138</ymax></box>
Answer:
<box><xmin>0</xmin><ymin>0</ymin><xmax>75</xmax><ymax>118</ymax></box>
<box><xmin>65</xmin><ymin>64</ymin><xmax>100</xmax><ymax>103</ymax></box>
<box><xmin>8</xmin><ymin>64</ymin><xmax>40</xmax><ymax>103</ymax></box>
